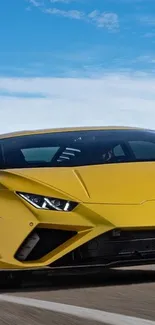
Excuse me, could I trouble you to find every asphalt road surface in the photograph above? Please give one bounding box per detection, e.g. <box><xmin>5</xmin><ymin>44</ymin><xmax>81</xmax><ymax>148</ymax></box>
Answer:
<box><xmin>0</xmin><ymin>266</ymin><xmax>155</xmax><ymax>325</ymax></box>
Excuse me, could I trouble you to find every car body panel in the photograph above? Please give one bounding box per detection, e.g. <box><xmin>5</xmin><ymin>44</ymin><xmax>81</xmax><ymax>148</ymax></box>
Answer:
<box><xmin>4</xmin><ymin>162</ymin><xmax>155</xmax><ymax>204</ymax></box>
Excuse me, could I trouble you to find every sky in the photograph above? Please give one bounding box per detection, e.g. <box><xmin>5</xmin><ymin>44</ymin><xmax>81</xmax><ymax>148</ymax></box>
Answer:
<box><xmin>0</xmin><ymin>0</ymin><xmax>155</xmax><ymax>133</ymax></box>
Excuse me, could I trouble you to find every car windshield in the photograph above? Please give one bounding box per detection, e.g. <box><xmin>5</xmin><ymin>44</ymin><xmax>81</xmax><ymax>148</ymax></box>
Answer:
<box><xmin>1</xmin><ymin>129</ymin><xmax>155</xmax><ymax>169</ymax></box>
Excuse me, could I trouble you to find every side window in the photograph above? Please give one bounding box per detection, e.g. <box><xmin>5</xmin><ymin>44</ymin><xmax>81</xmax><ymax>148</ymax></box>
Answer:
<box><xmin>113</xmin><ymin>144</ymin><xmax>125</xmax><ymax>156</ymax></box>
<box><xmin>22</xmin><ymin>147</ymin><xmax>59</xmax><ymax>162</ymax></box>
<box><xmin>129</xmin><ymin>141</ymin><xmax>155</xmax><ymax>159</ymax></box>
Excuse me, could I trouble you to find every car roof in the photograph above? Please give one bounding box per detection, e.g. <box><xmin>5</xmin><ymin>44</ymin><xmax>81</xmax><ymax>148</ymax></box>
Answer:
<box><xmin>0</xmin><ymin>126</ymin><xmax>149</xmax><ymax>140</ymax></box>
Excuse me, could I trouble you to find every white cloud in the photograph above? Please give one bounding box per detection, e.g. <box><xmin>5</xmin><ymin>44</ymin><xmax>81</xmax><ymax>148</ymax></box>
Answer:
<box><xmin>0</xmin><ymin>74</ymin><xmax>155</xmax><ymax>133</ymax></box>
<box><xmin>27</xmin><ymin>0</ymin><xmax>119</xmax><ymax>30</ymax></box>
<box><xmin>88</xmin><ymin>11</ymin><xmax>119</xmax><ymax>30</ymax></box>
<box><xmin>44</xmin><ymin>8</ymin><xmax>119</xmax><ymax>29</ymax></box>
<box><xmin>44</xmin><ymin>7</ymin><xmax>84</xmax><ymax>19</ymax></box>
<box><xmin>28</xmin><ymin>0</ymin><xmax>42</xmax><ymax>7</ymax></box>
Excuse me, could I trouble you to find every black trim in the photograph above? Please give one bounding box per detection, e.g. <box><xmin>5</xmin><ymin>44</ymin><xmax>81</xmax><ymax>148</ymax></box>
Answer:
<box><xmin>15</xmin><ymin>228</ymin><xmax>76</xmax><ymax>261</ymax></box>
<box><xmin>51</xmin><ymin>229</ymin><xmax>155</xmax><ymax>268</ymax></box>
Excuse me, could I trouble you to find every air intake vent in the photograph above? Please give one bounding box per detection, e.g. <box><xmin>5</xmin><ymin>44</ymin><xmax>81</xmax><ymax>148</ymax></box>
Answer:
<box><xmin>15</xmin><ymin>228</ymin><xmax>76</xmax><ymax>261</ymax></box>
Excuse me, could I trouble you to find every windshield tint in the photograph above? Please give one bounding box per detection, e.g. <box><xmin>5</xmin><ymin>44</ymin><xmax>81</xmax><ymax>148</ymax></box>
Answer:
<box><xmin>1</xmin><ymin>129</ymin><xmax>155</xmax><ymax>169</ymax></box>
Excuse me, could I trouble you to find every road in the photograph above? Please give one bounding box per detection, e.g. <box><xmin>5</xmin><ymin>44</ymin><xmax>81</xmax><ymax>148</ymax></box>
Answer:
<box><xmin>0</xmin><ymin>266</ymin><xmax>155</xmax><ymax>325</ymax></box>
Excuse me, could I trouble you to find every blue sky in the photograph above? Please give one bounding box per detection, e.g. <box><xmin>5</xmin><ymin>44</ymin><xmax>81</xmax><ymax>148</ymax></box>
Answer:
<box><xmin>0</xmin><ymin>0</ymin><xmax>155</xmax><ymax>77</ymax></box>
<box><xmin>0</xmin><ymin>0</ymin><xmax>155</xmax><ymax>133</ymax></box>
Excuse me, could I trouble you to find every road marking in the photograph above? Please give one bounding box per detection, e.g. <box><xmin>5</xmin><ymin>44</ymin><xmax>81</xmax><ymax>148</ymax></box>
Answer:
<box><xmin>0</xmin><ymin>294</ymin><xmax>154</xmax><ymax>325</ymax></box>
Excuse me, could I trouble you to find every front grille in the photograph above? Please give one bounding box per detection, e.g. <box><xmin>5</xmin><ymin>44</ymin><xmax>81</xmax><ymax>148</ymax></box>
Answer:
<box><xmin>15</xmin><ymin>228</ymin><xmax>76</xmax><ymax>262</ymax></box>
<box><xmin>51</xmin><ymin>229</ymin><xmax>155</xmax><ymax>267</ymax></box>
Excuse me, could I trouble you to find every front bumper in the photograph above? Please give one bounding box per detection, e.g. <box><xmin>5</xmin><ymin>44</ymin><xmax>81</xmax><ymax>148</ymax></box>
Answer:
<box><xmin>15</xmin><ymin>227</ymin><xmax>155</xmax><ymax>269</ymax></box>
<box><xmin>2</xmin><ymin>194</ymin><xmax>155</xmax><ymax>270</ymax></box>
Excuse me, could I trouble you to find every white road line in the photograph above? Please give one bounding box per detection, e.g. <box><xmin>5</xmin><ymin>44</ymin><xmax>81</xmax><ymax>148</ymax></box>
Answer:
<box><xmin>0</xmin><ymin>294</ymin><xmax>154</xmax><ymax>325</ymax></box>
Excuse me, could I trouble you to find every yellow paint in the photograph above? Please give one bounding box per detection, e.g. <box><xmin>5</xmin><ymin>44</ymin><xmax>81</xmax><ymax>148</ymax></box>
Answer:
<box><xmin>0</xmin><ymin>126</ymin><xmax>155</xmax><ymax>270</ymax></box>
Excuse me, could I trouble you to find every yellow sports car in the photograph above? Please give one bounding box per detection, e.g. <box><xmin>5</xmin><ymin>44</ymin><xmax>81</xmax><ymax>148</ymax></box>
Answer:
<box><xmin>1</xmin><ymin>126</ymin><xmax>155</xmax><ymax>277</ymax></box>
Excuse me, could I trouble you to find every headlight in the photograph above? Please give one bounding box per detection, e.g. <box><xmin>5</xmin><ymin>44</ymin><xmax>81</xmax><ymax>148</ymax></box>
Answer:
<box><xmin>16</xmin><ymin>192</ymin><xmax>78</xmax><ymax>212</ymax></box>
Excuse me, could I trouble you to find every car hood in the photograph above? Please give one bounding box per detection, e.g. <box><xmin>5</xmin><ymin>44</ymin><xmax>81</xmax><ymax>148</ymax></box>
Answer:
<box><xmin>3</xmin><ymin>162</ymin><xmax>155</xmax><ymax>205</ymax></box>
